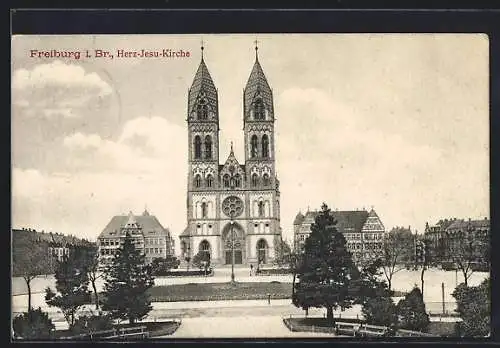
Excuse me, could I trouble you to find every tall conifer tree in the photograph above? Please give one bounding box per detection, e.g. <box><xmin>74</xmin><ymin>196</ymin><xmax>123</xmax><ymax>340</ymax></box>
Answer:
<box><xmin>102</xmin><ymin>232</ymin><xmax>154</xmax><ymax>324</ymax></box>
<box><xmin>292</xmin><ymin>203</ymin><xmax>359</xmax><ymax>323</ymax></box>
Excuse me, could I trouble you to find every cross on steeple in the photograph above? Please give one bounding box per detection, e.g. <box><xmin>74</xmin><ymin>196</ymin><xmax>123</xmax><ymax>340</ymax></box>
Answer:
<box><xmin>200</xmin><ymin>39</ymin><xmax>205</xmax><ymax>60</ymax></box>
<box><xmin>254</xmin><ymin>39</ymin><xmax>259</xmax><ymax>59</ymax></box>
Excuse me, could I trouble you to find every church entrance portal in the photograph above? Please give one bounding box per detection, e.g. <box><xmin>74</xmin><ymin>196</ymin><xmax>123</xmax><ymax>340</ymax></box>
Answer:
<box><xmin>222</xmin><ymin>222</ymin><xmax>245</xmax><ymax>265</ymax></box>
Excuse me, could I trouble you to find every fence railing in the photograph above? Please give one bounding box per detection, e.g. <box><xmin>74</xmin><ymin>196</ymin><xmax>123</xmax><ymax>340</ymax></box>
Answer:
<box><xmin>283</xmin><ymin>314</ymin><xmax>439</xmax><ymax>337</ymax></box>
<box><xmin>60</xmin><ymin>325</ymin><xmax>149</xmax><ymax>340</ymax></box>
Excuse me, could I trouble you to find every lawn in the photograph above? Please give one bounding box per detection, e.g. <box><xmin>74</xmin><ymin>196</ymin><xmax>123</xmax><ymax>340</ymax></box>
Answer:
<box><xmin>148</xmin><ymin>281</ymin><xmax>293</xmax><ymax>302</ymax></box>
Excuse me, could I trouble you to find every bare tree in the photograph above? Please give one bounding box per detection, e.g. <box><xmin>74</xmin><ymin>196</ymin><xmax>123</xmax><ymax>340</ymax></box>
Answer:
<box><xmin>377</xmin><ymin>227</ymin><xmax>414</xmax><ymax>292</ymax></box>
<box><xmin>81</xmin><ymin>246</ymin><xmax>103</xmax><ymax>310</ymax></box>
<box><xmin>448</xmin><ymin>225</ymin><xmax>488</xmax><ymax>287</ymax></box>
<box><xmin>13</xmin><ymin>237</ymin><xmax>52</xmax><ymax>312</ymax></box>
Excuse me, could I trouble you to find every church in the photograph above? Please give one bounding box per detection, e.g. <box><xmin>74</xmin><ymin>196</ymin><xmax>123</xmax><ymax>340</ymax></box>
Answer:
<box><xmin>179</xmin><ymin>44</ymin><xmax>283</xmax><ymax>266</ymax></box>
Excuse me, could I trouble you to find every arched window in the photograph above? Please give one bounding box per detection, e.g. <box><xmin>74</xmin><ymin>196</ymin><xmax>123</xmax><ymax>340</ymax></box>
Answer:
<box><xmin>250</xmin><ymin>135</ymin><xmax>258</xmax><ymax>158</ymax></box>
<box><xmin>194</xmin><ymin>135</ymin><xmax>202</xmax><ymax>159</ymax></box>
<box><xmin>201</xmin><ymin>202</ymin><xmax>207</xmax><ymax>218</ymax></box>
<box><xmin>205</xmin><ymin>135</ymin><xmax>212</xmax><ymax>160</ymax></box>
<box><xmin>223</xmin><ymin>174</ymin><xmax>230</xmax><ymax>188</ymax></box>
<box><xmin>194</xmin><ymin>174</ymin><xmax>202</xmax><ymax>188</ymax></box>
<box><xmin>206</xmin><ymin>174</ymin><xmax>213</xmax><ymax>188</ymax></box>
<box><xmin>234</xmin><ymin>174</ymin><xmax>241</xmax><ymax>188</ymax></box>
<box><xmin>258</xmin><ymin>201</ymin><xmax>265</xmax><ymax>217</ymax></box>
<box><xmin>262</xmin><ymin>173</ymin><xmax>270</xmax><ymax>187</ymax></box>
<box><xmin>251</xmin><ymin>173</ymin><xmax>259</xmax><ymax>187</ymax></box>
<box><xmin>254</xmin><ymin>99</ymin><xmax>265</xmax><ymax>120</ymax></box>
<box><xmin>262</xmin><ymin>134</ymin><xmax>269</xmax><ymax>158</ymax></box>
<box><xmin>197</xmin><ymin>101</ymin><xmax>208</xmax><ymax>120</ymax></box>
<box><xmin>257</xmin><ymin>239</ymin><xmax>267</xmax><ymax>264</ymax></box>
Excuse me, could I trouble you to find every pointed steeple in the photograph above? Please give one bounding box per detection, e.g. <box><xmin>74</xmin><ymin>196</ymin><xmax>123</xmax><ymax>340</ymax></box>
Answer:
<box><xmin>188</xmin><ymin>43</ymin><xmax>218</xmax><ymax>116</ymax></box>
<box><xmin>244</xmin><ymin>42</ymin><xmax>273</xmax><ymax>118</ymax></box>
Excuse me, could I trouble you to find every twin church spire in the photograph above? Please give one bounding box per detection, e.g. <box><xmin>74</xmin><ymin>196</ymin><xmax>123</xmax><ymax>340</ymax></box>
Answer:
<box><xmin>187</xmin><ymin>41</ymin><xmax>276</xmax><ymax>193</ymax></box>
<box><xmin>188</xmin><ymin>41</ymin><xmax>272</xmax><ymax>124</ymax></box>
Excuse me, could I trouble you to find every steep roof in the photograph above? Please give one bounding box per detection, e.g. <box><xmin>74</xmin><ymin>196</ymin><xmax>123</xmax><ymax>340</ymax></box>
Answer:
<box><xmin>244</xmin><ymin>53</ymin><xmax>273</xmax><ymax>117</ymax></box>
<box><xmin>188</xmin><ymin>56</ymin><xmax>218</xmax><ymax>115</ymax></box>
<box><xmin>99</xmin><ymin>212</ymin><xmax>171</xmax><ymax>238</ymax></box>
<box><xmin>446</xmin><ymin>218</ymin><xmax>490</xmax><ymax>231</ymax></box>
<box><xmin>298</xmin><ymin>210</ymin><xmax>370</xmax><ymax>234</ymax></box>
<box><xmin>293</xmin><ymin>212</ymin><xmax>305</xmax><ymax>225</ymax></box>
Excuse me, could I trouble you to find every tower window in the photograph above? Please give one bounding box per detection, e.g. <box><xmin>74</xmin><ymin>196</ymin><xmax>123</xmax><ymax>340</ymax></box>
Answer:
<box><xmin>194</xmin><ymin>174</ymin><xmax>202</xmax><ymax>188</ymax></box>
<box><xmin>194</xmin><ymin>135</ymin><xmax>202</xmax><ymax>159</ymax></box>
<box><xmin>254</xmin><ymin>99</ymin><xmax>265</xmax><ymax>120</ymax></box>
<box><xmin>205</xmin><ymin>135</ymin><xmax>212</xmax><ymax>160</ymax></box>
<box><xmin>258</xmin><ymin>201</ymin><xmax>265</xmax><ymax>217</ymax></box>
<box><xmin>251</xmin><ymin>173</ymin><xmax>259</xmax><ymax>187</ymax></box>
<box><xmin>250</xmin><ymin>135</ymin><xmax>258</xmax><ymax>158</ymax></box>
<box><xmin>263</xmin><ymin>173</ymin><xmax>270</xmax><ymax>187</ymax></box>
<box><xmin>223</xmin><ymin>174</ymin><xmax>230</xmax><ymax>188</ymax></box>
<box><xmin>197</xmin><ymin>101</ymin><xmax>208</xmax><ymax>120</ymax></box>
<box><xmin>201</xmin><ymin>202</ymin><xmax>207</xmax><ymax>218</ymax></box>
<box><xmin>206</xmin><ymin>174</ymin><xmax>213</xmax><ymax>188</ymax></box>
<box><xmin>262</xmin><ymin>134</ymin><xmax>269</xmax><ymax>158</ymax></box>
<box><xmin>234</xmin><ymin>174</ymin><xmax>241</xmax><ymax>188</ymax></box>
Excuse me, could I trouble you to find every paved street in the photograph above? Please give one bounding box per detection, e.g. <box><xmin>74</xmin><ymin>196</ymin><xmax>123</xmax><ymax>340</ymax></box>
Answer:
<box><xmin>159</xmin><ymin>316</ymin><xmax>339</xmax><ymax>338</ymax></box>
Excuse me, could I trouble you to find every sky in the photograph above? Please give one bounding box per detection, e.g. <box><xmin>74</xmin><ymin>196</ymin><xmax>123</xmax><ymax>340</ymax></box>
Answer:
<box><xmin>11</xmin><ymin>34</ymin><xmax>489</xmax><ymax>254</ymax></box>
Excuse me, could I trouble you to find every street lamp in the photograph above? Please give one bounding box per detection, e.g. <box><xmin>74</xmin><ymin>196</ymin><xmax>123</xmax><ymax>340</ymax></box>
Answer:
<box><xmin>222</xmin><ymin>195</ymin><xmax>244</xmax><ymax>285</ymax></box>
<box><xmin>230</xmin><ymin>218</ymin><xmax>235</xmax><ymax>284</ymax></box>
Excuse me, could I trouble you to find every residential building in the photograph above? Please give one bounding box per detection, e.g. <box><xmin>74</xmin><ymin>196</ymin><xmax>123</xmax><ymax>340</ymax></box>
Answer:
<box><xmin>97</xmin><ymin>209</ymin><xmax>174</xmax><ymax>265</ymax></box>
<box><xmin>293</xmin><ymin>208</ymin><xmax>386</xmax><ymax>265</ymax></box>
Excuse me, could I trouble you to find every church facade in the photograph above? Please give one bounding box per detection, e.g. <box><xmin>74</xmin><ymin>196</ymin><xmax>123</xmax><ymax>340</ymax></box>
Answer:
<box><xmin>179</xmin><ymin>46</ymin><xmax>282</xmax><ymax>266</ymax></box>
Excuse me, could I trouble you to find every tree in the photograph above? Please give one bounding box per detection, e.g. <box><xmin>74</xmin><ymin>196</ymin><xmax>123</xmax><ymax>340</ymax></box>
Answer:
<box><xmin>45</xmin><ymin>246</ymin><xmax>91</xmax><ymax>329</ymax></box>
<box><xmin>70</xmin><ymin>313</ymin><xmax>114</xmax><ymax>336</ymax></box>
<box><xmin>396</xmin><ymin>287</ymin><xmax>430</xmax><ymax>332</ymax></box>
<box><xmin>452</xmin><ymin>277</ymin><xmax>490</xmax><ymax>337</ymax></box>
<box><xmin>101</xmin><ymin>232</ymin><xmax>155</xmax><ymax>324</ymax></box>
<box><xmin>292</xmin><ymin>203</ymin><xmax>359</xmax><ymax>323</ymax></box>
<box><xmin>448</xmin><ymin>226</ymin><xmax>488</xmax><ymax>287</ymax></box>
<box><xmin>81</xmin><ymin>245</ymin><xmax>103</xmax><ymax>310</ymax></box>
<box><xmin>151</xmin><ymin>256</ymin><xmax>180</xmax><ymax>275</ymax></box>
<box><xmin>363</xmin><ymin>297</ymin><xmax>398</xmax><ymax>328</ymax></box>
<box><xmin>12</xmin><ymin>307</ymin><xmax>55</xmax><ymax>340</ymax></box>
<box><xmin>274</xmin><ymin>239</ymin><xmax>293</xmax><ymax>268</ymax></box>
<box><xmin>358</xmin><ymin>259</ymin><xmax>398</xmax><ymax>329</ymax></box>
<box><xmin>377</xmin><ymin>227</ymin><xmax>414</xmax><ymax>292</ymax></box>
<box><xmin>192</xmin><ymin>251</ymin><xmax>211</xmax><ymax>273</ymax></box>
<box><xmin>13</xmin><ymin>237</ymin><xmax>53</xmax><ymax>312</ymax></box>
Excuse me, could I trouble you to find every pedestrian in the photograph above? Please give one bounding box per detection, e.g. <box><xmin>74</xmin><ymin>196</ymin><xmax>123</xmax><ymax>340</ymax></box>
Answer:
<box><xmin>250</xmin><ymin>264</ymin><xmax>253</xmax><ymax>276</ymax></box>
<box><xmin>267</xmin><ymin>293</ymin><xmax>271</xmax><ymax>305</ymax></box>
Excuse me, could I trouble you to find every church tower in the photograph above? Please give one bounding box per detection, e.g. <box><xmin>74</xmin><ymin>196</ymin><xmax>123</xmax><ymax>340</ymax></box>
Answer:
<box><xmin>242</xmin><ymin>43</ymin><xmax>282</xmax><ymax>263</ymax></box>
<box><xmin>243</xmin><ymin>43</ymin><xmax>280</xmax><ymax>220</ymax></box>
<box><xmin>180</xmin><ymin>42</ymin><xmax>282</xmax><ymax>267</ymax></box>
<box><xmin>184</xmin><ymin>45</ymin><xmax>220</xmax><ymax>257</ymax></box>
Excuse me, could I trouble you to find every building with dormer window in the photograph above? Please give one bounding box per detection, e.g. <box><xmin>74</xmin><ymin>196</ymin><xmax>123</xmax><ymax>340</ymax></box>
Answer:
<box><xmin>293</xmin><ymin>208</ymin><xmax>386</xmax><ymax>265</ymax></box>
<box><xmin>97</xmin><ymin>210</ymin><xmax>175</xmax><ymax>265</ymax></box>
<box><xmin>179</xmin><ymin>43</ymin><xmax>283</xmax><ymax>266</ymax></box>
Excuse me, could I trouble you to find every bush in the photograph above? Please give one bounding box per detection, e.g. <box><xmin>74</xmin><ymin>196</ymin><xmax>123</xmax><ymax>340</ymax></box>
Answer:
<box><xmin>452</xmin><ymin>278</ymin><xmax>490</xmax><ymax>337</ymax></box>
<box><xmin>362</xmin><ymin>296</ymin><xmax>398</xmax><ymax>328</ymax></box>
<box><xmin>396</xmin><ymin>287</ymin><xmax>430</xmax><ymax>332</ymax></box>
<box><xmin>70</xmin><ymin>313</ymin><xmax>114</xmax><ymax>335</ymax></box>
<box><xmin>157</xmin><ymin>269</ymin><xmax>213</xmax><ymax>277</ymax></box>
<box><xmin>256</xmin><ymin>268</ymin><xmax>292</xmax><ymax>275</ymax></box>
<box><xmin>13</xmin><ymin>307</ymin><xmax>55</xmax><ymax>340</ymax></box>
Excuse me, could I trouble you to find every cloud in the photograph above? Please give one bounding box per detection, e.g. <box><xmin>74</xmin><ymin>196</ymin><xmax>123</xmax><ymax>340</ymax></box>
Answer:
<box><xmin>12</xmin><ymin>60</ymin><xmax>113</xmax><ymax>119</ymax></box>
<box><xmin>13</xmin><ymin>116</ymin><xmax>188</xmax><ymax>248</ymax></box>
<box><xmin>274</xmin><ymin>87</ymin><xmax>487</xmax><ymax>235</ymax></box>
